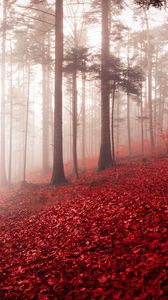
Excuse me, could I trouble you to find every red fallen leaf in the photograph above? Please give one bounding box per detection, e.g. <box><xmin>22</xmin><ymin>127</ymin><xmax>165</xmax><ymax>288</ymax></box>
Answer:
<box><xmin>39</xmin><ymin>285</ymin><xmax>48</xmax><ymax>292</ymax></box>
<box><xmin>111</xmin><ymin>274</ymin><xmax>116</xmax><ymax>280</ymax></box>
<box><xmin>94</xmin><ymin>288</ymin><xmax>103</xmax><ymax>296</ymax></box>
<box><xmin>17</xmin><ymin>266</ymin><xmax>25</xmax><ymax>273</ymax></box>
<box><xmin>98</xmin><ymin>275</ymin><xmax>108</xmax><ymax>283</ymax></box>
<box><xmin>126</xmin><ymin>268</ymin><xmax>132</xmax><ymax>273</ymax></box>
<box><xmin>113</xmin><ymin>290</ymin><xmax>123</xmax><ymax>299</ymax></box>
<box><xmin>35</xmin><ymin>276</ymin><xmax>41</xmax><ymax>283</ymax></box>
<box><xmin>1</xmin><ymin>286</ymin><xmax>13</xmax><ymax>291</ymax></box>
<box><xmin>38</xmin><ymin>294</ymin><xmax>49</xmax><ymax>300</ymax></box>
<box><xmin>18</xmin><ymin>279</ymin><xmax>30</xmax><ymax>285</ymax></box>
<box><xmin>47</xmin><ymin>277</ymin><xmax>57</xmax><ymax>285</ymax></box>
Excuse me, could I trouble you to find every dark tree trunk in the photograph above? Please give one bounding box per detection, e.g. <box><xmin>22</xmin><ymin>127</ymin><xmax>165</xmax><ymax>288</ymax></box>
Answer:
<box><xmin>0</xmin><ymin>0</ymin><xmax>7</xmax><ymax>186</ymax></box>
<box><xmin>98</xmin><ymin>0</ymin><xmax>113</xmax><ymax>171</ymax></box>
<box><xmin>140</xmin><ymin>91</ymin><xmax>144</xmax><ymax>156</ymax></box>
<box><xmin>51</xmin><ymin>0</ymin><xmax>67</xmax><ymax>185</ymax></box>
<box><xmin>8</xmin><ymin>40</ymin><xmax>13</xmax><ymax>188</ymax></box>
<box><xmin>145</xmin><ymin>10</ymin><xmax>155</xmax><ymax>152</ymax></box>
<box><xmin>42</xmin><ymin>62</ymin><xmax>49</xmax><ymax>174</ymax></box>
<box><xmin>23</xmin><ymin>65</ymin><xmax>30</xmax><ymax>182</ymax></box>
<box><xmin>81</xmin><ymin>72</ymin><xmax>86</xmax><ymax>170</ymax></box>
<box><xmin>127</xmin><ymin>92</ymin><xmax>132</xmax><ymax>157</ymax></box>
<box><xmin>111</xmin><ymin>85</ymin><xmax>116</xmax><ymax>162</ymax></box>
<box><xmin>72</xmin><ymin>69</ymin><xmax>79</xmax><ymax>178</ymax></box>
<box><xmin>116</xmin><ymin>92</ymin><xmax>120</xmax><ymax>158</ymax></box>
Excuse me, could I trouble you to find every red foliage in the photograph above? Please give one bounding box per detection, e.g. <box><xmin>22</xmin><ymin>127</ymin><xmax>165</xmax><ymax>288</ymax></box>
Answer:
<box><xmin>0</xmin><ymin>158</ymin><xmax>168</xmax><ymax>299</ymax></box>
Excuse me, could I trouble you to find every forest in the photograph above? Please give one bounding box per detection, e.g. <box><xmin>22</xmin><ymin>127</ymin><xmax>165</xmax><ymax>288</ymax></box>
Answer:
<box><xmin>0</xmin><ymin>0</ymin><xmax>168</xmax><ymax>299</ymax></box>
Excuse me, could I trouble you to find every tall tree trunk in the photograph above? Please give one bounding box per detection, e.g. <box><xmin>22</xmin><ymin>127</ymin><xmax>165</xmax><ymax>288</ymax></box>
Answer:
<box><xmin>51</xmin><ymin>0</ymin><xmax>66</xmax><ymax>185</ymax></box>
<box><xmin>81</xmin><ymin>71</ymin><xmax>86</xmax><ymax>170</ymax></box>
<box><xmin>23</xmin><ymin>65</ymin><xmax>30</xmax><ymax>182</ymax></box>
<box><xmin>127</xmin><ymin>40</ymin><xmax>132</xmax><ymax>157</ymax></box>
<box><xmin>42</xmin><ymin>62</ymin><xmax>49</xmax><ymax>174</ymax></box>
<box><xmin>144</xmin><ymin>10</ymin><xmax>155</xmax><ymax>152</ymax></box>
<box><xmin>116</xmin><ymin>92</ymin><xmax>120</xmax><ymax>159</ymax></box>
<box><xmin>8</xmin><ymin>39</ymin><xmax>13</xmax><ymax>188</ymax></box>
<box><xmin>0</xmin><ymin>0</ymin><xmax>7</xmax><ymax>186</ymax></box>
<box><xmin>98</xmin><ymin>0</ymin><xmax>113</xmax><ymax>171</ymax></box>
<box><xmin>72</xmin><ymin>69</ymin><xmax>79</xmax><ymax>178</ymax></box>
<box><xmin>140</xmin><ymin>89</ymin><xmax>144</xmax><ymax>156</ymax></box>
<box><xmin>111</xmin><ymin>85</ymin><xmax>116</xmax><ymax>162</ymax></box>
<box><xmin>153</xmin><ymin>50</ymin><xmax>158</xmax><ymax>143</ymax></box>
<box><xmin>127</xmin><ymin>92</ymin><xmax>132</xmax><ymax>156</ymax></box>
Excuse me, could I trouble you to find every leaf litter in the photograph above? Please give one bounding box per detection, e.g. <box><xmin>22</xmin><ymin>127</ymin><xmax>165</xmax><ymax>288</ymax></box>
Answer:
<box><xmin>0</xmin><ymin>158</ymin><xmax>168</xmax><ymax>299</ymax></box>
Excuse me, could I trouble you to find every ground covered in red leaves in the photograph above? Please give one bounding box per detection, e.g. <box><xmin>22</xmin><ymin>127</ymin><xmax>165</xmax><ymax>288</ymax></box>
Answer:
<box><xmin>0</xmin><ymin>158</ymin><xmax>168</xmax><ymax>299</ymax></box>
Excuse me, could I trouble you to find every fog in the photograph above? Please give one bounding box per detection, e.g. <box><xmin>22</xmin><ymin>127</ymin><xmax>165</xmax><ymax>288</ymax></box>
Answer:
<box><xmin>0</xmin><ymin>0</ymin><xmax>167</xmax><ymax>186</ymax></box>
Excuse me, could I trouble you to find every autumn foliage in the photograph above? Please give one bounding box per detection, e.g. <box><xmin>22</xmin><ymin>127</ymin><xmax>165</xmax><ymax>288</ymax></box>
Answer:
<box><xmin>0</xmin><ymin>158</ymin><xmax>168</xmax><ymax>299</ymax></box>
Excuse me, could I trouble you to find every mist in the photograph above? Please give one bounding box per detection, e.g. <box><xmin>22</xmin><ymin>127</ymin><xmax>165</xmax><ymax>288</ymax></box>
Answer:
<box><xmin>0</xmin><ymin>1</ymin><xmax>168</xmax><ymax>298</ymax></box>
<box><xmin>0</xmin><ymin>0</ymin><xmax>167</xmax><ymax>186</ymax></box>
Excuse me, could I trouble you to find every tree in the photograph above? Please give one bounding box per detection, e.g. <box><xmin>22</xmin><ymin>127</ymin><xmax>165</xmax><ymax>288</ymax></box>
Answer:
<box><xmin>144</xmin><ymin>9</ymin><xmax>155</xmax><ymax>152</ymax></box>
<box><xmin>135</xmin><ymin>0</ymin><xmax>167</xmax><ymax>8</ymax></box>
<box><xmin>0</xmin><ymin>0</ymin><xmax>7</xmax><ymax>186</ymax></box>
<box><xmin>51</xmin><ymin>0</ymin><xmax>67</xmax><ymax>185</ymax></box>
<box><xmin>98</xmin><ymin>0</ymin><xmax>113</xmax><ymax>171</ymax></box>
<box><xmin>28</xmin><ymin>0</ymin><xmax>54</xmax><ymax>175</ymax></box>
<box><xmin>64</xmin><ymin>46</ymin><xmax>89</xmax><ymax>177</ymax></box>
<box><xmin>108</xmin><ymin>55</ymin><xmax>123</xmax><ymax>162</ymax></box>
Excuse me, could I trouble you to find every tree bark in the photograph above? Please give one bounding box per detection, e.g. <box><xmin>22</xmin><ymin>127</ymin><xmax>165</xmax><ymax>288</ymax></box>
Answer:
<box><xmin>8</xmin><ymin>39</ymin><xmax>13</xmax><ymax>188</ymax></box>
<box><xmin>23</xmin><ymin>65</ymin><xmax>30</xmax><ymax>182</ymax></box>
<box><xmin>111</xmin><ymin>84</ymin><xmax>116</xmax><ymax>162</ymax></box>
<box><xmin>72</xmin><ymin>69</ymin><xmax>79</xmax><ymax>178</ymax></box>
<box><xmin>81</xmin><ymin>71</ymin><xmax>86</xmax><ymax>170</ymax></box>
<box><xmin>140</xmin><ymin>90</ymin><xmax>144</xmax><ymax>156</ymax></box>
<box><xmin>42</xmin><ymin>62</ymin><xmax>49</xmax><ymax>174</ymax></box>
<box><xmin>0</xmin><ymin>0</ymin><xmax>7</xmax><ymax>186</ymax></box>
<box><xmin>144</xmin><ymin>10</ymin><xmax>155</xmax><ymax>152</ymax></box>
<box><xmin>127</xmin><ymin>92</ymin><xmax>132</xmax><ymax>156</ymax></box>
<box><xmin>98</xmin><ymin>0</ymin><xmax>113</xmax><ymax>171</ymax></box>
<box><xmin>51</xmin><ymin>0</ymin><xmax>67</xmax><ymax>185</ymax></box>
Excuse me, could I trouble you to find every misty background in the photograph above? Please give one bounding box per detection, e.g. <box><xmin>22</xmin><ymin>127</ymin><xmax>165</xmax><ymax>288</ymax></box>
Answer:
<box><xmin>0</xmin><ymin>0</ymin><xmax>167</xmax><ymax>186</ymax></box>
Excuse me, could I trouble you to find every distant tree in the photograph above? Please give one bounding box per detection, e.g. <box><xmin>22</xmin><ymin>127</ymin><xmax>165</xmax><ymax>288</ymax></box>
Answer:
<box><xmin>64</xmin><ymin>46</ymin><xmax>89</xmax><ymax>177</ymax></box>
<box><xmin>0</xmin><ymin>0</ymin><xmax>7</xmax><ymax>186</ymax></box>
<box><xmin>108</xmin><ymin>55</ymin><xmax>123</xmax><ymax>162</ymax></box>
<box><xmin>8</xmin><ymin>39</ymin><xmax>14</xmax><ymax>188</ymax></box>
<box><xmin>122</xmin><ymin>64</ymin><xmax>144</xmax><ymax>156</ymax></box>
<box><xmin>135</xmin><ymin>0</ymin><xmax>167</xmax><ymax>8</ymax></box>
<box><xmin>24</xmin><ymin>0</ymin><xmax>54</xmax><ymax>175</ymax></box>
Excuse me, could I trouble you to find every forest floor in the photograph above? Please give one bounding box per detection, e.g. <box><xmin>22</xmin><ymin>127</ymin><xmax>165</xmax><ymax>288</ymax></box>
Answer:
<box><xmin>0</xmin><ymin>158</ymin><xmax>168</xmax><ymax>300</ymax></box>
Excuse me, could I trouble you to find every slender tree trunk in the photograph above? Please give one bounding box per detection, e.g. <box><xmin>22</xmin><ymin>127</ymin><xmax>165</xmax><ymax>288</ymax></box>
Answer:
<box><xmin>144</xmin><ymin>10</ymin><xmax>155</xmax><ymax>152</ymax></box>
<box><xmin>81</xmin><ymin>72</ymin><xmax>86</xmax><ymax>170</ymax></box>
<box><xmin>127</xmin><ymin>39</ymin><xmax>132</xmax><ymax>157</ymax></box>
<box><xmin>42</xmin><ymin>62</ymin><xmax>49</xmax><ymax>174</ymax></box>
<box><xmin>23</xmin><ymin>65</ymin><xmax>30</xmax><ymax>182</ymax></box>
<box><xmin>51</xmin><ymin>0</ymin><xmax>66</xmax><ymax>185</ymax></box>
<box><xmin>127</xmin><ymin>92</ymin><xmax>132</xmax><ymax>156</ymax></box>
<box><xmin>72</xmin><ymin>69</ymin><xmax>79</xmax><ymax>178</ymax></box>
<box><xmin>90</xmin><ymin>85</ymin><xmax>94</xmax><ymax>157</ymax></box>
<box><xmin>116</xmin><ymin>92</ymin><xmax>120</xmax><ymax>158</ymax></box>
<box><xmin>160</xmin><ymin>91</ymin><xmax>166</xmax><ymax>132</ymax></box>
<box><xmin>144</xmin><ymin>78</ymin><xmax>148</xmax><ymax>141</ymax></box>
<box><xmin>98</xmin><ymin>0</ymin><xmax>113</xmax><ymax>171</ymax></box>
<box><xmin>8</xmin><ymin>39</ymin><xmax>13</xmax><ymax>188</ymax></box>
<box><xmin>140</xmin><ymin>90</ymin><xmax>144</xmax><ymax>156</ymax></box>
<box><xmin>154</xmin><ymin>50</ymin><xmax>158</xmax><ymax>143</ymax></box>
<box><xmin>111</xmin><ymin>85</ymin><xmax>116</xmax><ymax>162</ymax></box>
<box><xmin>68</xmin><ymin>77</ymin><xmax>72</xmax><ymax>163</ymax></box>
<box><xmin>0</xmin><ymin>0</ymin><xmax>7</xmax><ymax>186</ymax></box>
